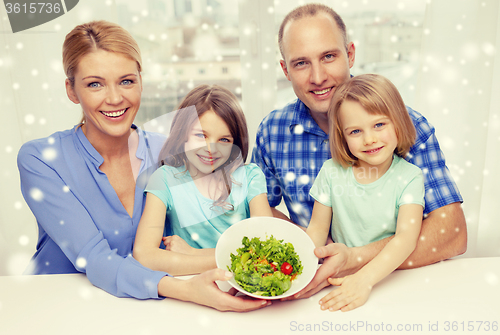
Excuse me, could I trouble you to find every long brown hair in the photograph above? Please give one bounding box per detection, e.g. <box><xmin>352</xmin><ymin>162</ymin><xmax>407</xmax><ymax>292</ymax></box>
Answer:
<box><xmin>62</xmin><ymin>20</ymin><xmax>142</xmax><ymax>124</ymax></box>
<box><xmin>159</xmin><ymin>84</ymin><xmax>249</xmax><ymax>210</ymax></box>
<box><xmin>329</xmin><ymin>74</ymin><xmax>416</xmax><ymax>168</ymax></box>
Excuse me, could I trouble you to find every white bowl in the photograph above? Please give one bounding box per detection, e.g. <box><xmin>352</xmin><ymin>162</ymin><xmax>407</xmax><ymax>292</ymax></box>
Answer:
<box><xmin>215</xmin><ymin>217</ymin><xmax>319</xmax><ymax>299</ymax></box>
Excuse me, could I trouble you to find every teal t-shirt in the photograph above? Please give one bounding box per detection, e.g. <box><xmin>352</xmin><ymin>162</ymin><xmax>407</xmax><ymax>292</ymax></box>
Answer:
<box><xmin>309</xmin><ymin>155</ymin><xmax>425</xmax><ymax>248</ymax></box>
<box><xmin>145</xmin><ymin>163</ymin><xmax>267</xmax><ymax>248</ymax></box>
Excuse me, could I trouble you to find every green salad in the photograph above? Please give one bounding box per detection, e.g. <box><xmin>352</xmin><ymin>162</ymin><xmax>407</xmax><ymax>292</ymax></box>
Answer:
<box><xmin>229</xmin><ymin>235</ymin><xmax>303</xmax><ymax>297</ymax></box>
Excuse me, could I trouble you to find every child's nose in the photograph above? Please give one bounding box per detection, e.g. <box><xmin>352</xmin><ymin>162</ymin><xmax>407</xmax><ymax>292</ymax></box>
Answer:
<box><xmin>205</xmin><ymin>141</ymin><xmax>219</xmax><ymax>154</ymax></box>
<box><xmin>364</xmin><ymin>132</ymin><xmax>377</xmax><ymax>145</ymax></box>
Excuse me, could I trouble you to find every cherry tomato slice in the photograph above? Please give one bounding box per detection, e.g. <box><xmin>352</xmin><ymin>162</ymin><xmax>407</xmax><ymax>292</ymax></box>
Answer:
<box><xmin>270</xmin><ymin>263</ymin><xmax>277</xmax><ymax>272</ymax></box>
<box><xmin>281</xmin><ymin>262</ymin><xmax>293</xmax><ymax>275</ymax></box>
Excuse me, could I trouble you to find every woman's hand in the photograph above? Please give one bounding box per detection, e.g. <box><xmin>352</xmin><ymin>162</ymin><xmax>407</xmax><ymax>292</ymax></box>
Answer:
<box><xmin>163</xmin><ymin>235</ymin><xmax>197</xmax><ymax>255</ymax></box>
<box><xmin>160</xmin><ymin>269</ymin><xmax>271</xmax><ymax>312</ymax></box>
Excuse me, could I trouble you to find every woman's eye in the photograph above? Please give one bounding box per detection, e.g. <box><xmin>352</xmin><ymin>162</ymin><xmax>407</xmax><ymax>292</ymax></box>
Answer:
<box><xmin>121</xmin><ymin>79</ymin><xmax>133</xmax><ymax>85</ymax></box>
<box><xmin>88</xmin><ymin>82</ymin><xmax>101</xmax><ymax>88</ymax></box>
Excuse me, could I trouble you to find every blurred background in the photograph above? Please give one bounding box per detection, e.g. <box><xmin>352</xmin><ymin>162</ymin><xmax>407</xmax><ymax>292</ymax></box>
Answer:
<box><xmin>1</xmin><ymin>0</ymin><xmax>499</xmax><ymax>275</ymax></box>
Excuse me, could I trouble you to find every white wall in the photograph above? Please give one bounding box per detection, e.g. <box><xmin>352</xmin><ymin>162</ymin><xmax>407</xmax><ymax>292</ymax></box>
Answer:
<box><xmin>415</xmin><ymin>0</ymin><xmax>500</xmax><ymax>257</ymax></box>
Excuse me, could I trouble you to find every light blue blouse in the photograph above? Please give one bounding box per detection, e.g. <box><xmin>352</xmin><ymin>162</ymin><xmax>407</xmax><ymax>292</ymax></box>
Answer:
<box><xmin>17</xmin><ymin>125</ymin><xmax>168</xmax><ymax>299</ymax></box>
<box><xmin>310</xmin><ymin>155</ymin><xmax>425</xmax><ymax>247</ymax></box>
<box><xmin>146</xmin><ymin>163</ymin><xmax>267</xmax><ymax>248</ymax></box>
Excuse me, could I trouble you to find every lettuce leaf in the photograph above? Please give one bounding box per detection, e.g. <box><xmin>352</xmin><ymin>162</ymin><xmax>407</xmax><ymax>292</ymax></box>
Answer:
<box><xmin>229</xmin><ymin>235</ymin><xmax>303</xmax><ymax>296</ymax></box>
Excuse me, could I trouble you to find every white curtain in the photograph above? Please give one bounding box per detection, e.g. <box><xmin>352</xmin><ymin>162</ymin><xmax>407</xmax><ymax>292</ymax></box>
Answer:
<box><xmin>415</xmin><ymin>0</ymin><xmax>500</xmax><ymax>258</ymax></box>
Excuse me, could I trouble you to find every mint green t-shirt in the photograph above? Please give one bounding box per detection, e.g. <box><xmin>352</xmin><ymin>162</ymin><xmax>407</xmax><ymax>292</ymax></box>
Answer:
<box><xmin>145</xmin><ymin>163</ymin><xmax>267</xmax><ymax>248</ymax></box>
<box><xmin>309</xmin><ymin>155</ymin><xmax>424</xmax><ymax>248</ymax></box>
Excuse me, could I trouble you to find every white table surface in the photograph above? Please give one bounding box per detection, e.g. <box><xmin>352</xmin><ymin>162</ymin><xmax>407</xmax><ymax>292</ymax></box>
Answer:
<box><xmin>1</xmin><ymin>257</ymin><xmax>499</xmax><ymax>335</ymax></box>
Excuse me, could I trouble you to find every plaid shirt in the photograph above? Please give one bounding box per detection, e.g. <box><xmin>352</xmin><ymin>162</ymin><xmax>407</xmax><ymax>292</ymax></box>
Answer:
<box><xmin>251</xmin><ymin>98</ymin><xmax>463</xmax><ymax>227</ymax></box>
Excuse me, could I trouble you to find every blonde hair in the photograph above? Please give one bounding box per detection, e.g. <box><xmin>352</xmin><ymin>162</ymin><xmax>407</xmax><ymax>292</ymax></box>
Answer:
<box><xmin>329</xmin><ymin>74</ymin><xmax>416</xmax><ymax>168</ymax></box>
<box><xmin>158</xmin><ymin>85</ymin><xmax>249</xmax><ymax>210</ymax></box>
<box><xmin>63</xmin><ymin>20</ymin><xmax>142</xmax><ymax>124</ymax></box>
<box><xmin>278</xmin><ymin>3</ymin><xmax>348</xmax><ymax>60</ymax></box>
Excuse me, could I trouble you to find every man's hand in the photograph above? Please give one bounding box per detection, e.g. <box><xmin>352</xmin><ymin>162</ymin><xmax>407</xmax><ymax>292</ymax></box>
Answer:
<box><xmin>293</xmin><ymin>243</ymin><xmax>352</xmax><ymax>299</ymax></box>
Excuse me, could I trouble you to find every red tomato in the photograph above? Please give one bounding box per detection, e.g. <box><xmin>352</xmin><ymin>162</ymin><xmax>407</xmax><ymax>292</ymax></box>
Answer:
<box><xmin>281</xmin><ymin>262</ymin><xmax>293</xmax><ymax>275</ymax></box>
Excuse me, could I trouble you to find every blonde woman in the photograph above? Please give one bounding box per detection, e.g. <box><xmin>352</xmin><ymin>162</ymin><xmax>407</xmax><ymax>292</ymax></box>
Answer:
<box><xmin>18</xmin><ymin>20</ymin><xmax>269</xmax><ymax>311</ymax></box>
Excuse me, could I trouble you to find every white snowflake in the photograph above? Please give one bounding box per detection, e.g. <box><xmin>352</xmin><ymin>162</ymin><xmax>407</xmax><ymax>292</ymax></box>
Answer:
<box><xmin>285</xmin><ymin>172</ymin><xmax>296</xmax><ymax>182</ymax></box>
<box><xmin>318</xmin><ymin>193</ymin><xmax>329</xmax><ymax>204</ymax></box>
<box><xmin>24</xmin><ymin>114</ymin><xmax>35</xmax><ymax>125</ymax></box>
<box><xmin>291</xmin><ymin>202</ymin><xmax>303</xmax><ymax>214</ymax></box>
<box><xmin>294</xmin><ymin>124</ymin><xmax>304</xmax><ymax>135</ymax></box>
<box><xmin>298</xmin><ymin>175</ymin><xmax>310</xmax><ymax>185</ymax></box>
<box><xmin>29</xmin><ymin>188</ymin><xmax>44</xmax><ymax>202</ymax></box>
<box><xmin>42</xmin><ymin>147</ymin><xmax>57</xmax><ymax>161</ymax></box>
<box><xmin>76</xmin><ymin>257</ymin><xmax>87</xmax><ymax>269</ymax></box>
<box><xmin>18</xmin><ymin>235</ymin><xmax>29</xmax><ymax>246</ymax></box>
<box><xmin>484</xmin><ymin>273</ymin><xmax>498</xmax><ymax>286</ymax></box>
<box><xmin>482</xmin><ymin>42</ymin><xmax>495</xmax><ymax>56</ymax></box>
<box><xmin>403</xmin><ymin>194</ymin><xmax>414</xmax><ymax>203</ymax></box>
<box><xmin>198</xmin><ymin>314</ymin><xmax>211</xmax><ymax>327</ymax></box>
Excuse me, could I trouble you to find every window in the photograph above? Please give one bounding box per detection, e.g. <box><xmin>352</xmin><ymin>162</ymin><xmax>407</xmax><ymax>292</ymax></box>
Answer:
<box><xmin>116</xmin><ymin>0</ymin><xmax>241</xmax><ymax>126</ymax></box>
<box><xmin>273</xmin><ymin>0</ymin><xmax>427</xmax><ymax>109</ymax></box>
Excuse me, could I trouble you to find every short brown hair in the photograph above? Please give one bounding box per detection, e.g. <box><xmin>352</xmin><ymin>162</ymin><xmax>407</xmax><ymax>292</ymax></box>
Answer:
<box><xmin>328</xmin><ymin>74</ymin><xmax>416</xmax><ymax>168</ymax></box>
<box><xmin>278</xmin><ymin>3</ymin><xmax>348</xmax><ymax>60</ymax></box>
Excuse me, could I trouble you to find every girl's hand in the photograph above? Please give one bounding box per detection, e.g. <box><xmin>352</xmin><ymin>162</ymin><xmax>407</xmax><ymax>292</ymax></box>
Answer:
<box><xmin>163</xmin><ymin>235</ymin><xmax>196</xmax><ymax>255</ymax></box>
<box><xmin>319</xmin><ymin>274</ymin><xmax>372</xmax><ymax>312</ymax></box>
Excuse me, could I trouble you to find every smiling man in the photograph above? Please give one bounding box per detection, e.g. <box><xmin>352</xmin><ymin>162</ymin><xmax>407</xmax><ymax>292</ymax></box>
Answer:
<box><xmin>251</xmin><ymin>3</ymin><xmax>467</xmax><ymax>296</ymax></box>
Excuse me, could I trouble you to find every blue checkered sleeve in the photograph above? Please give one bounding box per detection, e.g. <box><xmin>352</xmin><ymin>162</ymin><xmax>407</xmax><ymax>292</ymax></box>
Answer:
<box><xmin>406</xmin><ymin>107</ymin><xmax>463</xmax><ymax>214</ymax></box>
<box><xmin>252</xmin><ymin>114</ymin><xmax>283</xmax><ymax>208</ymax></box>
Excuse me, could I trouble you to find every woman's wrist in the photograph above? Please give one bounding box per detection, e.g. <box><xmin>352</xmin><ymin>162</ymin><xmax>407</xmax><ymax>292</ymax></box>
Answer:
<box><xmin>158</xmin><ymin>276</ymin><xmax>190</xmax><ymax>301</ymax></box>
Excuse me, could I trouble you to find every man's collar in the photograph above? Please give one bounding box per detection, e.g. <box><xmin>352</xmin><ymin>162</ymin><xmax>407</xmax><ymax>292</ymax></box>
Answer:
<box><xmin>289</xmin><ymin>99</ymin><xmax>328</xmax><ymax>137</ymax></box>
